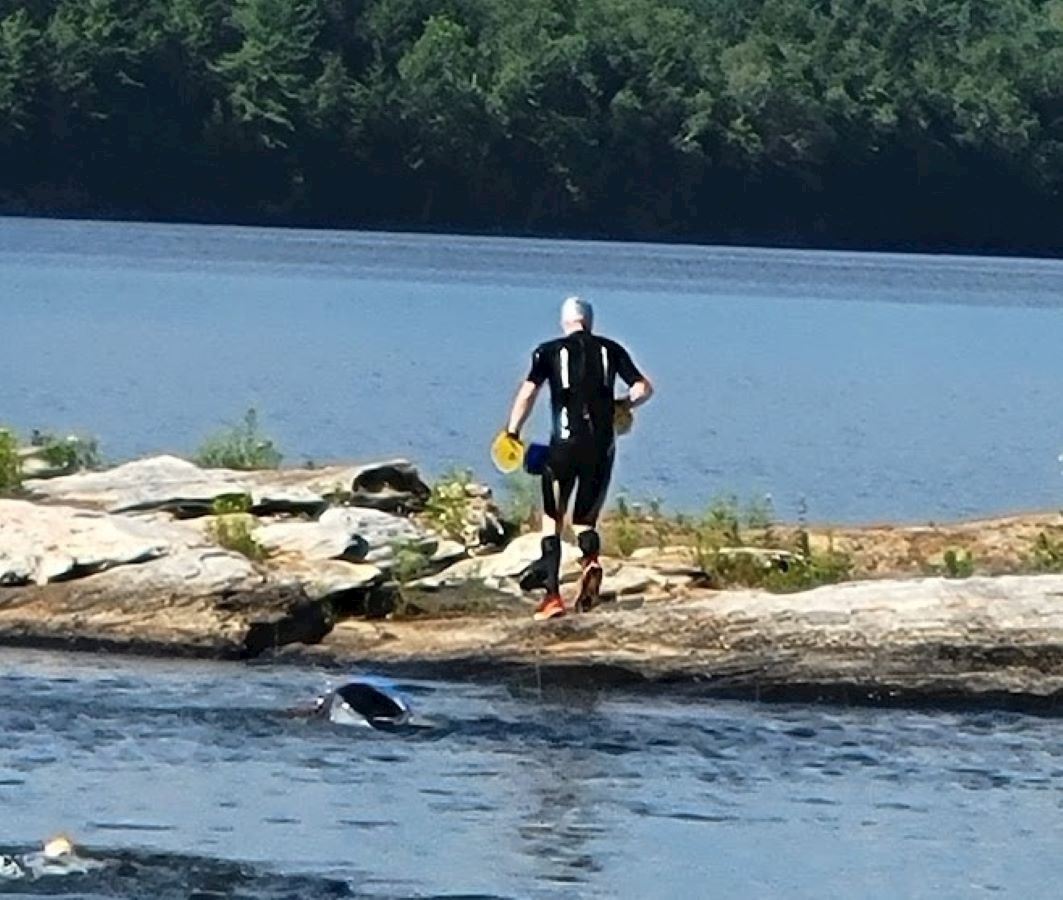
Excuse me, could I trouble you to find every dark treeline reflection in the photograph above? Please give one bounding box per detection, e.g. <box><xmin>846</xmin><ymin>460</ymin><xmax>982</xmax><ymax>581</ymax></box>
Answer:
<box><xmin>2</xmin><ymin>0</ymin><xmax>1062</xmax><ymax>251</ymax></box>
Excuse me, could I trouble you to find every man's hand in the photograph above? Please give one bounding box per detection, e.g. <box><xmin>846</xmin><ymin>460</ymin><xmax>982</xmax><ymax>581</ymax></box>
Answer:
<box><xmin>628</xmin><ymin>377</ymin><xmax>654</xmax><ymax>410</ymax></box>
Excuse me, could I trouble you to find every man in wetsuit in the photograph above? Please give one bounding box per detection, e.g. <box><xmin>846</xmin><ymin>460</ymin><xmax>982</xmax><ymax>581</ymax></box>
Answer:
<box><xmin>504</xmin><ymin>296</ymin><xmax>654</xmax><ymax>620</ymax></box>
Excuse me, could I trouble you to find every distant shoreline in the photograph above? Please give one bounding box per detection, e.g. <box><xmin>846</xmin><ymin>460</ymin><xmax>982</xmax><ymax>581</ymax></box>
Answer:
<box><xmin>4</xmin><ymin>209</ymin><xmax>1062</xmax><ymax>263</ymax></box>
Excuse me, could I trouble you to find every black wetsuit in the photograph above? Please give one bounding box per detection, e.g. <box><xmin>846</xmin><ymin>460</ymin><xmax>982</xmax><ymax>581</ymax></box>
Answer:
<box><xmin>527</xmin><ymin>331</ymin><xmax>644</xmax><ymax>525</ymax></box>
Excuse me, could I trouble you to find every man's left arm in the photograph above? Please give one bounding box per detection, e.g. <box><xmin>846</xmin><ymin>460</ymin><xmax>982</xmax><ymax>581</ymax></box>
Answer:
<box><xmin>616</xmin><ymin>345</ymin><xmax>654</xmax><ymax>409</ymax></box>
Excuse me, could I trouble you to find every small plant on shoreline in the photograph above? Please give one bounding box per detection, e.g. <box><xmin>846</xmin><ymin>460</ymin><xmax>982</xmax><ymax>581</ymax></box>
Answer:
<box><xmin>1028</xmin><ymin>532</ymin><xmax>1063</xmax><ymax>573</ymax></box>
<box><xmin>206</xmin><ymin>493</ymin><xmax>266</xmax><ymax>561</ymax></box>
<box><xmin>30</xmin><ymin>431</ymin><xmax>102</xmax><ymax>473</ymax></box>
<box><xmin>424</xmin><ymin>469</ymin><xmax>474</xmax><ymax>540</ymax></box>
<box><xmin>761</xmin><ymin>546</ymin><xmax>853</xmax><ymax>593</ymax></box>
<box><xmin>603</xmin><ymin>495</ymin><xmax>641</xmax><ymax>557</ymax></box>
<box><xmin>0</xmin><ymin>429</ymin><xmax>21</xmax><ymax>493</ymax></box>
<box><xmin>941</xmin><ymin>548</ymin><xmax>975</xmax><ymax>579</ymax></box>
<box><xmin>389</xmin><ymin>538</ymin><xmax>434</xmax><ymax>584</ymax></box>
<box><xmin>196</xmin><ymin>408</ymin><xmax>282</xmax><ymax>470</ymax></box>
<box><xmin>500</xmin><ymin>472</ymin><xmax>539</xmax><ymax>531</ymax></box>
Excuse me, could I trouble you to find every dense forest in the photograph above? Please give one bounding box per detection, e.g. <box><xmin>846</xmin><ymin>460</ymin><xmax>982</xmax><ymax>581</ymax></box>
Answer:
<box><xmin>1</xmin><ymin>0</ymin><xmax>1062</xmax><ymax>251</ymax></box>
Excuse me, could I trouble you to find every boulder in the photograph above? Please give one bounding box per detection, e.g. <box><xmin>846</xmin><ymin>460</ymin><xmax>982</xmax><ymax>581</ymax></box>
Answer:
<box><xmin>256</xmin><ymin>506</ymin><xmax>443</xmax><ymax>576</ymax></box>
<box><xmin>347</xmin><ymin>461</ymin><xmax>430</xmax><ymax>512</ymax></box>
<box><xmin>254</xmin><ymin>521</ymin><xmax>370</xmax><ymax>563</ymax></box>
<box><xmin>266</xmin><ymin>558</ymin><xmax>385</xmax><ymax>601</ymax></box>
<box><xmin>23</xmin><ymin>455</ymin><xmax>431</xmax><ymax>518</ymax></box>
<box><xmin>412</xmin><ymin>532</ymin><xmax>581</xmax><ymax>592</ymax></box>
<box><xmin>0</xmin><ymin>499</ymin><xmax>168</xmax><ymax>586</ymax></box>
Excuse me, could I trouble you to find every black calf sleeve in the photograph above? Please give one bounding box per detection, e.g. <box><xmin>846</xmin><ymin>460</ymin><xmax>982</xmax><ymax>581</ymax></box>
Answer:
<box><xmin>577</xmin><ymin>529</ymin><xmax>600</xmax><ymax>560</ymax></box>
<box><xmin>541</xmin><ymin>535</ymin><xmax>561</xmax><ymax>596</ymax></box>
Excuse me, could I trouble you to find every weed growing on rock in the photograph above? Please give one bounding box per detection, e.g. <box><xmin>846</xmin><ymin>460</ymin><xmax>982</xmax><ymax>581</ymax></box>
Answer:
<box><xmin>389</xmin><ymin>539</ymin><xmax>434</xmax><ymax>583</ymax></box>
<box><xmin>196</xmin><ymin>408</ymin><xmax>282</xmax><ymax>470</ymax></box>
<box><xmin>0</xmin><ymin>429</ymin><xmax>20</xmax><ymax>493</ymax></box>
<box><xmin>500</xmin><ymin>472</ymin><xmax>539</xmax><ymax>531</ymax></box>
<box><xmin>424</xmin><ymin>469</ymin><xmax>474</xmax><ymax>540</ymax></box>
<box><xmin>941</xmin><ymin>548</ymin><xmax>975</xmax><ymax>578</ymax></box>
<box><xmin>604</xmin><ymin>495</ymin><xmax>641</xmax><ymax>557</ymax></box>
<box><xmin>760</xmin><ymin>546</ymin><xmax>853</xmax><ymax>593</ymax></box>
<box><xmin>30</xmin><ymin>431</ymin><xmax>101</xmax><ymax>473</ymax></box>
<box><xmin>688</xmin><ymin>493</ymin><xmax>851</xmax><ymax>593</ymax></box>
<box><xmin>1029</xmin><ymin>532</ymin><xmax>1063</xmax><ymax>572</ymax></box>
<box><xmin>206</xmin><ymin>493</ymin><xmax>266</xmax><ymax>561</ymax></box>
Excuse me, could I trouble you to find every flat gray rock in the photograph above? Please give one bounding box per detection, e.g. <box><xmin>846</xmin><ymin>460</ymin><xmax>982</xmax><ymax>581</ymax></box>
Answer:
<box><xmin>24</xmin><ymin>455</ymin><xmax>431</xmax><ymax>517</ymax></box>
<box><xmin>413</xmin><ymin>532</ymin><xmax>581</xmax><ymax>591</ymax></box>
<box><xmin>267</xmin><ymin>558</ymin><xmax>385</xmax><ymax>601</ymax></box>
<box><xmin>256</xmin><ymin>506</ymin><xmax>436</xmax><ymax>568</ymax></box>
<box><xmin>0</xmin><ymin>499</ymin><xmax>169</xmax><ymax>586</ymax></box>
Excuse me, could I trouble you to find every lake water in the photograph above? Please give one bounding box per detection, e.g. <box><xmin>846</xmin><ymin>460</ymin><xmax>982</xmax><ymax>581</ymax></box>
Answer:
<box><xmin>1</xmin><ymin>649</ymin><xmax>1061</xmax><ymax>899</ymax></box>
<box><xmin>3</xmin><ymin>216</ymin><xmax>1063</xmax><ymax>522</ymax></box>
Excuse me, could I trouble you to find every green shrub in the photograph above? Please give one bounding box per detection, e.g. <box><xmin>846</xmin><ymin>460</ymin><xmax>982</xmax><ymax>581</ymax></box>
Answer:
<box><xmin>701</xmin><ymin>494</ymin><xmax>742</xmax><ymax>545</ymax></box>
<box><xmin>744</xmin><ymin>494</ymin><xmax>774</xmax><ymax>528</ymax></box>
<box><xmin>424</xmin><ymin>469</ymin><xmax>474</xmax><ymax>540</ymax></box>
<box><xmin>196</xmin><ymin>408</ymin><xmax>282</xmax><ymax>470</ymax></box>
<box><xmin>206</xmin><ymin>493</ymin><xmax>265</xmax><ymax>560</ymax></box>
<box><xmin>207</xmin><ymin>515</ymin><xmax>265</xmax><ymax>561</ymax></box>
<box><xmin>500</xmin><ymin>472</ymin><xmax>539</xmax><ymax>530</ymax></box>
<box><xmin>689</xmin><ymin>494</ymin><xmax>852</xmax><ymax>593</ymax></box>
<box><xmin>762</xmin><ymin>549</ymin><xmax>853</xmax><ymax>593</ymax></box>
<box><xmin>389</xmin><ymin>538</ymin><xmax>434</xmax><ymax>583</ymax></box>
<box><xmin>0</xmin><ymin>429</ymin><xmax>20</xmax><ymax>493</ymax></box>
<box><xmin>604</xmin><ymin>495</ymin><xmax>641</xmax><ymax>557</ymax></box>
<box><xmin>212</xmin><ymin>493</ymin><xmax>253</xmax><ymax>515</ymax></box>
<box><xmin>1029</xmin><ymin>532</ymin><xmax>1063</xmax><ymax>573</ymax></box>
<box><xmin>942</xmin><ymin>548</ymin><xmax>975</xmax><ymax>579</ymax></box>
<box><xmin>31</xmin><ymin>431</ymin><xmax>101</xmax><ymax>472</ymax></box>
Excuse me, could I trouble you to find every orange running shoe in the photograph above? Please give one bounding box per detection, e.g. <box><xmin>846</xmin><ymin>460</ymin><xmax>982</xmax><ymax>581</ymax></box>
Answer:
<box><xmin>574</xmin><ymin>558</ymin><xmax>603</xmax><ymax>613</ymax></box>
<box><xmin>533</xmin><ymin>595</ymin><xmax>567</xmax><ymax>621</ymax></box>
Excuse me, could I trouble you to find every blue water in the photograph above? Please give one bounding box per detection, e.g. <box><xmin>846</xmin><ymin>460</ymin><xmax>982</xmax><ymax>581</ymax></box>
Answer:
<box><xmin>1</xmin><ymin>649</ymin><xmax>1062</xmax><ymax>899</ymax></box>
<box><xmin>3</xmin><ymin>216</ymin><xmax>1063</xmax><ymax>522</ymax></box>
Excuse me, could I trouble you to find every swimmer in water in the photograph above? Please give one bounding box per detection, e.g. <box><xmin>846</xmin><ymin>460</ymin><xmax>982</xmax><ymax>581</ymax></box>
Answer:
<box><xmin>0</xmin><ymin>834</ymin><xmax>100</xmax><ymax>880</ymax></box>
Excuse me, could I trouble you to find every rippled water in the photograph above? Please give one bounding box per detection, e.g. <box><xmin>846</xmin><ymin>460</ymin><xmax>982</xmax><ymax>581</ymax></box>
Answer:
<box><xmin>4</xmin><ymin>217</ymin><xmax>1063</xmax><ymax>522</ymax></box>
<box><xmin>1</xmin><ymin>649</ymin><xmax>1062</xmax><ymax>898</ymax></box>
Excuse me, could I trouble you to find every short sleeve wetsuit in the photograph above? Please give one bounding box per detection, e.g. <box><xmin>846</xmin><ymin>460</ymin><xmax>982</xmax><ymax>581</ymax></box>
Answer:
<box><xmin>526</xmin><ymin>331</ymin><xmax>644</xmax><ymax>525</ymax></box>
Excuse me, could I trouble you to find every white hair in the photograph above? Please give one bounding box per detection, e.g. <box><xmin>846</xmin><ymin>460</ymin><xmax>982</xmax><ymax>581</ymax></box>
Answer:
<box><xmin>561</xmin><ymin>295</ymin><xmax>593</xmax><ymax>329</ymax></box>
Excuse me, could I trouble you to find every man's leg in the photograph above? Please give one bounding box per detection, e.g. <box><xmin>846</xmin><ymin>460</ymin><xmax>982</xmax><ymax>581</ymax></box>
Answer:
<box><xmin>571</xmin><ymin>445</ymin><xmax>613</xmax><ymax>612</ymax></box>
<box><xmin>519</xmin><ymin>451</ymin><xmax>573</xmax><ymax>619</ymax></box>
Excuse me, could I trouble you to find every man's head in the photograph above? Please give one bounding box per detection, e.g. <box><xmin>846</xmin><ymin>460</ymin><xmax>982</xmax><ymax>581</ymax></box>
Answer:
<box><xmin>561</xmin><ymin>295</ymin><xmax>593</xmax><ymax>334</ymax></box>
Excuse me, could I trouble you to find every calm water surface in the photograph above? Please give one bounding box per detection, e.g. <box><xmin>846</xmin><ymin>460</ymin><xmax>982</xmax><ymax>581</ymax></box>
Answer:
<box><xmin>1</xmin><ymin>649</ymin><xmax>1061</xmax><ymax>898</ymax></box>
<box><xmin>3</xmin><ymin>217</ymin><xmax>1063</xmax><ymax>522</ymax></box>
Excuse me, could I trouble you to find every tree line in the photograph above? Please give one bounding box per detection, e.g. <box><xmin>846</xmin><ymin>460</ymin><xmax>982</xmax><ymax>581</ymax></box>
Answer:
<box><xmin>1</xmin><ymin>0</ymin><xmax>1062</xmax><ymax>252</ymax></box>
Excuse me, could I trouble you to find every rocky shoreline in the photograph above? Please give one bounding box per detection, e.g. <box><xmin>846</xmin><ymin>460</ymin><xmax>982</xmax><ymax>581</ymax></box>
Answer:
<box><xmin>2</xmin><ymin>455</ymin><xmax>1063</xmax><ymax>709</ymax></box>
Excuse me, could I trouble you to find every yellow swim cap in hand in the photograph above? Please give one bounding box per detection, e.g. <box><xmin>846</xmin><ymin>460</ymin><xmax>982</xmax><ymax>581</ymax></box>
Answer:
<box><xmin>613</xmin><ymin>399</ymin><xmax>634</xmax><ymax>436</ymax></box>
<box><xmin>491</xmin><ymin>431</ymin><xmax>525</xmax><ymax>473</ymax></box>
